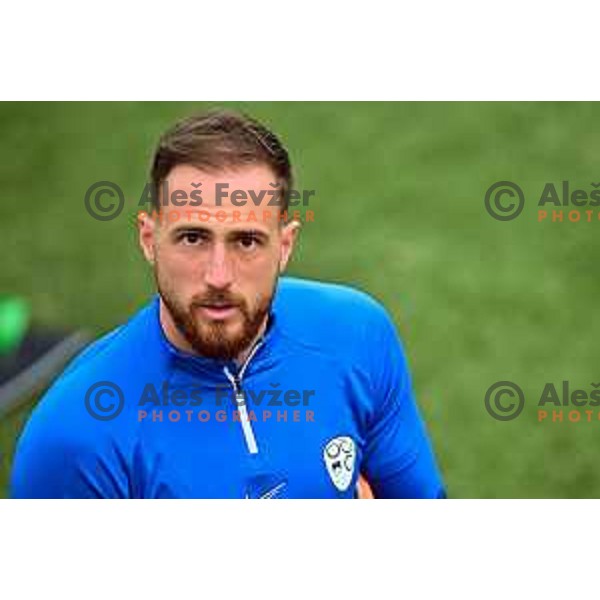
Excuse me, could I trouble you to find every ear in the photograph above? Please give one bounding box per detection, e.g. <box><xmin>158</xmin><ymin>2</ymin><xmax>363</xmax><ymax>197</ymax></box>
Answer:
<box><xmin>278</xmin><ymin>219</ymin><xmax>301</xmax><ymax>273</ymax></box>
<box><xmin>138</xmin><ymin>211</ymin><xmax>157</xmax><ymax>264</ymax></box>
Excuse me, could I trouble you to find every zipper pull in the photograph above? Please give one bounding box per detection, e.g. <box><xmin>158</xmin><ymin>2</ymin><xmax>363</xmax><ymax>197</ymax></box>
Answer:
<box><xmin>235</xmin><ymin>390</ymin><xmax>245</xmax><ymax>406</ymax></box>
<box><xmin>231</xmin><ymin>373</ymin><xmax>244</xmax><ymax>406</ymax></box>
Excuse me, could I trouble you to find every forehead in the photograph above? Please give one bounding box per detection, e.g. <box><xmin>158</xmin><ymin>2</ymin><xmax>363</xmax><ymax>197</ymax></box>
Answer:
<box><xmin>160</xmin><ymin>163</ymin><xmax>281</xmax><ymax>233</ymax></box>
<box><xmin>166</xmin><ymin>163</ymin><xmax>277</xmax><ymax>192</ymax></box>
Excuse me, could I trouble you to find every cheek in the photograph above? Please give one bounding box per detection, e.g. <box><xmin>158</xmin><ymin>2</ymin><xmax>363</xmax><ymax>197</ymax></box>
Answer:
<box><xmin>239</xmin><ymin>259</ymin><xmax>279</xmax><ymax>301</ymax></box>
<box><xmin>158</xmin><ymin>251</ymin><xmax>205</xmax><ymax>290</ymax></box>
<box><xmin>239</xmin><ymin>252</ymin><xmax>278</xmax><ymax>282</ymax></box>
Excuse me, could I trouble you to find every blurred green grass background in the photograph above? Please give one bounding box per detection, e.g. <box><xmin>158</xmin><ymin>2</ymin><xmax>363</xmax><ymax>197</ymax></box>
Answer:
<box><xmin>1</xmin><ymin>101</ymin><xmax>599</xmax><ymax>498</ymax></box>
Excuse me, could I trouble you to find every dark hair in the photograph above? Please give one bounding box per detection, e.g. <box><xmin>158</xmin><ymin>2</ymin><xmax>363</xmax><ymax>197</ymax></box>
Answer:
<box><xmin>150</xmin><ymin>109</ymin><xmax>293</xmax><ymax>212</ymax></box>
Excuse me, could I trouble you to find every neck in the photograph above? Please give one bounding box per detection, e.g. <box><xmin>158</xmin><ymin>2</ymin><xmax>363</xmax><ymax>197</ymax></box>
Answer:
<box><xmin>158</xmin><ymin>299</ymin><xmax>268</xmax><ymax>365</ymax></box>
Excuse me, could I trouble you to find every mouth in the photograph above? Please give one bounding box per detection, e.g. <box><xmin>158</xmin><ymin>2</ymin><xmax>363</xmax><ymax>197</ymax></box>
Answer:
<box><xmin>196</xmin><ymin>303</ymin><xmax>239</xmax><ymax>321</ymax></box>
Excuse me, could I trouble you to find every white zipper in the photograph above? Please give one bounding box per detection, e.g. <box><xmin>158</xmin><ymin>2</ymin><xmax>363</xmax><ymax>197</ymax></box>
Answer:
<box><xmin>223</xmin><ymin>340</ymin><xmax>263</xmax><ymax>455</ymax></box>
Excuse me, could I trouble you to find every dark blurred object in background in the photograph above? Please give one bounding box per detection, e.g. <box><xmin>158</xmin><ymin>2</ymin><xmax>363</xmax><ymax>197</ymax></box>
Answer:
<box><xmin>0</xmin><ymin>295</ymin><xmax>89</xmax><ymax>416</ymax></box>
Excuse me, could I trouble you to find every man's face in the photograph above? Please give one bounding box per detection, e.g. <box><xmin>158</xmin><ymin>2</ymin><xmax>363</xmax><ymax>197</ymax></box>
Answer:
<box><xmin>138</xmin><ymin>164</ymin><xmax>299</xmax><ymax>361</ymax></box>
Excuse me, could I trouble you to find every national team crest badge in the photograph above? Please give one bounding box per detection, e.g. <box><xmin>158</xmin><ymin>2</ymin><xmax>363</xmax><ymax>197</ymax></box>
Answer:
<box><xmin>323</xmin><ymin>436</ymin><xmax>356</xmax><ymax>491</ymax></box>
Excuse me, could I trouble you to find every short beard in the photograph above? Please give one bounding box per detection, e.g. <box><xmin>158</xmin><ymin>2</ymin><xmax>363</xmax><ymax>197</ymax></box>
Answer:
<box><xmin>156</xmin><ymin>269</ymin><xmax>275</xmax><ymax>361</ymax></box>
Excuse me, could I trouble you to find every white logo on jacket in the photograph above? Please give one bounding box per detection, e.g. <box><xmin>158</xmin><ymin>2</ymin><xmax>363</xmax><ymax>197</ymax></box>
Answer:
<box><xmin>323</xmin><ymin>436</ymin><xmax>356</xmax><ymax>491</ymax></box>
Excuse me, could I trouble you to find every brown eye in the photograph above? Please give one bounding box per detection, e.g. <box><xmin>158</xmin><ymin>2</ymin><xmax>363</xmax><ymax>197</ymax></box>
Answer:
<box><xmin>180</xmin><ymin>232</ymin><xmax>203</xmax><ymax>246</ymax></box>
<box><xmin>238</xmin><ymin>235</ymin><xmax>261</xmax><ymax>251</ymax></box>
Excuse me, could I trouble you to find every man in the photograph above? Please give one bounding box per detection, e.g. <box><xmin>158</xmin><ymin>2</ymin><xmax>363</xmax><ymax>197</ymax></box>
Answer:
<box><xmin>11</xmin><ymin>109</ymin><xmax>445</xmax><ymax>498</ymax></box>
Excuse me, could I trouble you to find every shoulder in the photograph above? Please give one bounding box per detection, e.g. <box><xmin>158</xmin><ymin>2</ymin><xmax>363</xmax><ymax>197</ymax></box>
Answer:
<box><xmin>11</xmin><ymin>299</ymin><xmax>166</xmax><ymax>497</ymax></box>
<box><xmin>19</xmin><ymin>297</ymin><xmax>166</xmax><ymax>440</ymax></box>
<box><xmin>274</xmin><ymin>277</ymin><xmax>398</xmax><ymax>354</ymax></box>
<box><xmin>56</xmin><ymin>297</ymin><xmax>166</xmax><ymax>390</ymax></box>
<box><xmin>275</xmin><ymin>277</ymin><xmax>385</xmax><ymax>315</ymax></box>
<box><xmin>63</xmin><ymin>297</ymin><xmax>162</xmax><ymax>377</ymax></box>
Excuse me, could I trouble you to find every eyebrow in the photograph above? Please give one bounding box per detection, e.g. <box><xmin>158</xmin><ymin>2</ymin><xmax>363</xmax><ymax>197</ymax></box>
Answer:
<box><xmin>169</xmin><ymin>225</ymin><xmax>211</xmax><ymax>237</ymax></box>
<box><xmin>169</xmin><ymin>225</ymin><xmax>270</xmax><ymax>241</ymax></box>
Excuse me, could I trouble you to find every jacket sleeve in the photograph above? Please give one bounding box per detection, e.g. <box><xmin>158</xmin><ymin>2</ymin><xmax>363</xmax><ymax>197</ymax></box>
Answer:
<box><xmin>360</xmin><ymin>306</ymin><xmax>445</xmax><ymax>499</ymax></box>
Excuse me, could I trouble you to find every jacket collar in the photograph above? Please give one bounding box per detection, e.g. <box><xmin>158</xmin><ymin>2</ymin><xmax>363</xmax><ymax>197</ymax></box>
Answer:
<box><xmin>152</xmin><ymin>295</ymin><xmax>280</xmax><ymax>382</ymax></box>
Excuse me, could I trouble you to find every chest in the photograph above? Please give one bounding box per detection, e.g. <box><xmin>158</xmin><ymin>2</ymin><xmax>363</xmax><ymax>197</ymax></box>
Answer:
<box><xmin>135</xmin><ymin>365</ymin><xmax>373</xmax><ymax>498</ymax></box>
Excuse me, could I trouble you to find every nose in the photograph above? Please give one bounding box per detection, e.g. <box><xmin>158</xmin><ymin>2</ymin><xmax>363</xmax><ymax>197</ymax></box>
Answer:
<box><xmin>204</xmin><ymin>243</ymin><xmax>234</xmax><ymax>289</ymax></box>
